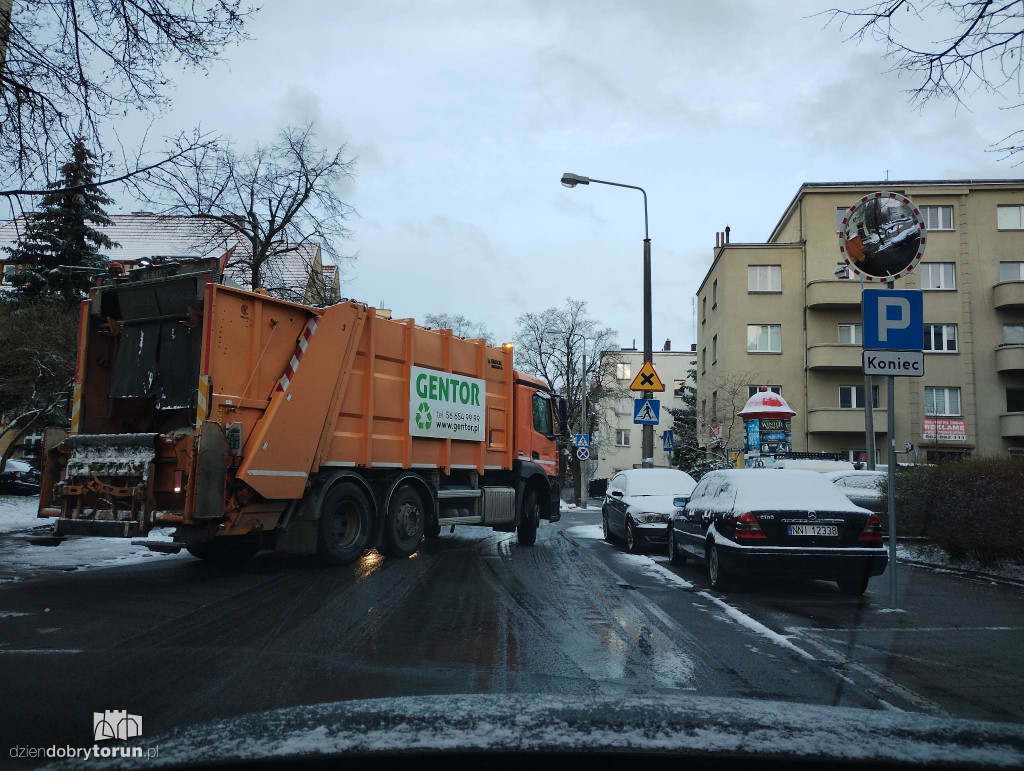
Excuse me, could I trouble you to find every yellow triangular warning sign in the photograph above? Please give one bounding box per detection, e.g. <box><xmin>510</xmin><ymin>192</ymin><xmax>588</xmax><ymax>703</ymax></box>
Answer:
<box><xmin>629</xmin><ymin>361</ymin><xmax>665</xmax><ymax>392</ymax></box>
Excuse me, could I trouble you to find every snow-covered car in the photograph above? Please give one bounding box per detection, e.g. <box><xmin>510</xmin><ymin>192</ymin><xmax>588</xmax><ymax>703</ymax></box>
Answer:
<box><xmin>667</xmin><ymin>469</ymin><xmax>887</xmax><ymax>594</ymax></box>
<box><xmin>602</xmin><ymin>468</ymin><xmax>696</xmax><ymax>553</ymax></box>
<box><xmin>824</xmin><ymin>470</ymin><xmax>886</xmax><ymax>513</ymax></box>
<box><xmin>0</xmin><ymin>458</ymin><xmax>41</xmax><ymax>495</ymax></box>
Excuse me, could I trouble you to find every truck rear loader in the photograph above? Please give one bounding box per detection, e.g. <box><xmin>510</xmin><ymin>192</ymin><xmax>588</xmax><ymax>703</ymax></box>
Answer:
<box><xmin>37</xmin><ymin>258</ymin><xmax>565</xmax><ymax>564</ymax></box>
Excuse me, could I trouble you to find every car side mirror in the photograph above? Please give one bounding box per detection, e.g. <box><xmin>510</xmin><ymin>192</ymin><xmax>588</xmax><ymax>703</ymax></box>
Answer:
<box><xmin>673</xmin><ymin>496</ymin><xmax>689</xmax><ymax>507</ymax></box>
<box><xmin>610</xmin><ymin>490</ymin><xmax>623</xmax><ymax>499</ymax></box>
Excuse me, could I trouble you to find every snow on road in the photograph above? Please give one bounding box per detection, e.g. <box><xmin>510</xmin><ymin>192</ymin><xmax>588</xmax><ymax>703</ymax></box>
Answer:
<box><xmin>0</xmin><ymin>495</ymin><xmax>187</xmax><ymax>577</ymax></box>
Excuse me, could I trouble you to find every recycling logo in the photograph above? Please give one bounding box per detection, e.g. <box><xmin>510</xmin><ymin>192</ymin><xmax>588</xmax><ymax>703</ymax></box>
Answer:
<box><xmin>415</xmin><ymin>402</ymin><xmax>432</xmax><ymax>430</ymax></box>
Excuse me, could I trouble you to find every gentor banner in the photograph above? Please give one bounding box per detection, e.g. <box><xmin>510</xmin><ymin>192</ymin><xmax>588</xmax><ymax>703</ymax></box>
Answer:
<box><xmin>409</xmin><ymin>366</ymin><xmax>486</xmax><ymax>441</ymax></box>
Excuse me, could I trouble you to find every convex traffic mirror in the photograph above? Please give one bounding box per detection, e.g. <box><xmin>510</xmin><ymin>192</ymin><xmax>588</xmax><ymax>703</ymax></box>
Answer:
<box><xmin>838</xmin><ymin>192</ymin><xmax>927</xmax><ymax>283</ymax></box>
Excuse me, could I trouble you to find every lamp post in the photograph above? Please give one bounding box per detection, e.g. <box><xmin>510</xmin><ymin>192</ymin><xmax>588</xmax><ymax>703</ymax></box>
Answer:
<box><xmin>561</xmin><ymin>172</ymin><xmax>654</xmax><ymax>468</ymax></box>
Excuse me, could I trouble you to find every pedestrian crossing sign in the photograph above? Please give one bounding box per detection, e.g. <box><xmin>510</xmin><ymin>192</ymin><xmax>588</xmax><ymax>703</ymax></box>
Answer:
<box><xmin>574</xmin><ymin>434</ymin><xmax>590</xmax><ymax>448</ymax></box>
<box><xmin>633</xmin><ymin>398</ymin><xmax>661</xmax><ymax>425</ymax></box>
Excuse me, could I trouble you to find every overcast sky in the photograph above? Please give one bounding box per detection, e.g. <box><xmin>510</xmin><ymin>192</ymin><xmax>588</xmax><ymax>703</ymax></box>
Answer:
<box><xmin>110</xmin><ymin>0</ymin><xmax>1023</xmax><ymax>348</ymax></box>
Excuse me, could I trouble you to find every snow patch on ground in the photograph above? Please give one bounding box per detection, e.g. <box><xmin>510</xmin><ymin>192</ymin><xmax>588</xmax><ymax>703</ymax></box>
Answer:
<box><xmin>897</xmin><ymin>543</ymin><xmax>1024</xmax><ymax>584</ymax></box>
<box><xmin>564</xmin><ymin>524</ymin><xmax>604</xmax><ymax>540</ymax></box>
<box><xmin>0</xmin><ymin>495</ymin><xmax>46</xmax><ymax>534</ymax></box>
<box><xmin>875</xmin><ymin>607</ymin><xmax>908</xmax><ymax>614</ymax></box>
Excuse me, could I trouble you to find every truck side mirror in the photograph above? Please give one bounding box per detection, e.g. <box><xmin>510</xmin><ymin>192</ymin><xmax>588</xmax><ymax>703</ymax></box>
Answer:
<box><xmin>558</xmin><ymin>397</ymin><xmax>568</xmax><ymax>434</ymax></box>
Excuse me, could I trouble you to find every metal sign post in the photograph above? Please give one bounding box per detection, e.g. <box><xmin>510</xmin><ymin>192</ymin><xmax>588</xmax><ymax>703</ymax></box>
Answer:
<box><xmin>841</xmin><ymin>192</ymin><xmax>928</xmax><ymax>610</ymax></box>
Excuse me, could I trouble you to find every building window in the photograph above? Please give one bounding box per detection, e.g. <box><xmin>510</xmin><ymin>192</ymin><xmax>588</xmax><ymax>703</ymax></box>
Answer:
<box><xmin>997</xmin><ymin>204</ymin><xmax>1024</xmax><ymax>230</ymax></box>
<box><xmin>701</xmin><ymin>347</ymin><xmax>706</xmax><ymax>373</ymax></box>
<box><xmin>701</xmin><ymin>295</ymin><xmax>706</xmax><ymax>322</ymax></box>
<box><xmin>925</xmin><ymin>386</ymin><xmax>961</xmax><ymax>416</ymax></box>
<box><xmin>920</xmin><ymin>262</ymin><xmax>956</xmax><ymax>290</ymax></box>
<box><xmin>999</xmin><ymin>261</ymin><xmax>1024</xmax><ymax>281</ymax></box>
<box><xmin>747</xmin><ymin>265</ymin><xmax>781</xmax><ymax>292</ymax></box>
<box><xmin>747</xmin><ymin>324</ymin><xmax>781</xmax><ymax>353</ymax></box>
<box><xmin>712</xmin><ymin>391</ymin><xmax>718</xmax><ymax>419</ymax></box>
<box><xmin>836</xmin><ymin>207</ymin><xmax>847</xmax><ymax>233</ymax></box>
<box><xmin>673</xmin><ymin>379</ymin><xmax>686</xmax><ymax>398</ymax></box>
<box><xmin>923</xmin><ymin>324</ymin><xmax>958</xmax><ymax>352</ymax></box>
<box><xmin>1008</xmin><ymin>389</ymin><xmax>1024</xmax><ymax>413</ymax></box>
<box><xmin>1</xmin><ymin>264</ymin><xmax>14</xmax><ymax>284</ymax></box>
<box><xmin>712</xmin><ymin>334</ymin><xmax>718</xmax><ymax>363</ymax></box>
<box><xmin>920</xmin><ymin>205</ymin><xmax>953</xmax><ymax>231</ymax></box>
<box><xmin>839</xmin><ymin>385</ymin><xmax>879</xmax><ymax>409</ymax></box>
<box><xmin>615</xmin><ymin>429</ymin><xmax>630</xmax><ymax>447</ymax></box>
<box><xmin>838</xmin><ymin>324</ymin><xmax>862</xmax><ymax>345</ymax></box>
<box><xmin>616</xmin><ymin>362</ymin><xmax>631</xmax><ymax>381</ymax></box>
<box><xmin>1004</xmin><ymin>324</ymin><xmax>1024</xmax><ymax>345</ymax></box>
<box><xmin>748</xmin><ymin>385</ymin><xmax>782</xmax><ymax>398</ymax></box>
<box><xmin>712</xmin><ymin>279</ymin><xmax>718</xmax><ymax>307</ymax></box>
<box><xmin>701</xmin><ymin>399</ymin><xmax>706</xmax><ymax>422</ymax></box>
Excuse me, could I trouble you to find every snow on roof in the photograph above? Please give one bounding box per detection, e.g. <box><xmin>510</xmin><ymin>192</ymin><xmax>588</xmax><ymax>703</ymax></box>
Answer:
<box><xmin>738</xmin><ymin>388</ymin><xmax>797</xmax><ymax>419</ymax></box>
<box><xmin>700</xmin><ymin>469</ymin><xmax>869</xmax><ymax>513</ymax></box>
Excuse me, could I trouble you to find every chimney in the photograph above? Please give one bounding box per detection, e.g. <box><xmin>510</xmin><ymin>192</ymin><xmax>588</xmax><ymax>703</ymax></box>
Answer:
<box><xmin>725</xmin><ymin>225</ymin><xmax>731</xmax><ymax>244</ymax></box>
<box><xmin>663</xmin><ymin>339</ymin><xmax>671</xmax><ymax>351</ymax></box>
<box><xmin>715</xmin><ymin>232</ymin><xmax>720</xmax><ymax>248</ymax></box>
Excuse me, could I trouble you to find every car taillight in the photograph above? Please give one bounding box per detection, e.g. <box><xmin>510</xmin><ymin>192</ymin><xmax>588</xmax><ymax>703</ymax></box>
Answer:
<box><xmin>859</xmin><ymin>513</ymin><xmax>883</xmax><ymax>544</ymax></box>
<box><xmin>173</xmin><ymin>470</ymin><xmax>184</xmax><ymax>494</ymax></box>
<box><xmin>734</xmin><ymin>511</ymin><xmax>766</xmax><ymax>540</ymax></box>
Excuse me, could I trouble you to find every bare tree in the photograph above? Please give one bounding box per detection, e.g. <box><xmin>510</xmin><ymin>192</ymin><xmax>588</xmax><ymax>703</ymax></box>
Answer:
<box><xmin>821</xmin><ymin>1</ymin><xmax>1024</xmax><ymax>157</ymax></box>
<box><xmin>145</xmin><ymin>123</ymin><xmax>357</xmax><ymax>300</ymax></box>
<box><xmin>696</xmin><ymin>368</ymin><xmax>762</xmax><ymax>465</ymax></box>
<box><xmin>0</xmin><ymin>1</ymin><xmax>254</xmax><ymax>195</ymax></box>
<box><xmin>423</xmin><ymin>313</ymin><xmax>493</xmax><ymax>345</ymax></box>
<box><xmin>513</xmin><ymin>298</ymin><xmax>619</xmax><ymax>501</ymax></box>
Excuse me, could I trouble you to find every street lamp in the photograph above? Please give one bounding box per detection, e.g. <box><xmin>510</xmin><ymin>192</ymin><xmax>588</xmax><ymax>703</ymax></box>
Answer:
<box><xmin>560</xmin><ymin>171</ymin><xmax>654</xmax><ymax>468</ymax></box>
<box><xmin>565</xmin><ymin>331</ymin><xmax>591</xmax><ymax>505</ymax></box>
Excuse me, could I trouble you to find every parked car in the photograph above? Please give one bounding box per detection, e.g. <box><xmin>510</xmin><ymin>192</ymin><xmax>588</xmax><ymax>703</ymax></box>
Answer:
<box><xmin>0</xmin><ymin>458</ymin><xmax>42</xmax><ymax>495</ymax></box>
<box><xmin>824</xmin><ymin>470</ymin><xmax>886</xmax><ymax>513</ymax></box>
<box><xmin>667</xmin><ymin>469</ymin><xmax>887</xmax><ymax>595</ymax></box>
<box><xmin>602</xmin><ymin>468</ymin><xmax>697</xmax><ymax>553</ymax></box>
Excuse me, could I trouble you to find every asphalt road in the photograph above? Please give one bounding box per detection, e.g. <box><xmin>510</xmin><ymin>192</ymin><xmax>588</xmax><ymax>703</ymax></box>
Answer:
<box><xmin>1</xmin><ymin>506</ymin><xmax>1022</xmax><ymax>762</ymax></box>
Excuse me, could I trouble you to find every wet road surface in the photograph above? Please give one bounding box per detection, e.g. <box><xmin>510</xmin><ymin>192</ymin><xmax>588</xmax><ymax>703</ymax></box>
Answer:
<box><xmin>1</xmin><ymin>507</ymin><xmax>1022</xmax><ymax>758</ymax></box>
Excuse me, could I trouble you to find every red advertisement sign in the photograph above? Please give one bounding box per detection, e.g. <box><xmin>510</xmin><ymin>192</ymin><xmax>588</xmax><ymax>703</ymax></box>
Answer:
<box><xmin>923</xmin><ymin>417</ymin><xmax>966</xmax><ymax>441</ymax></box>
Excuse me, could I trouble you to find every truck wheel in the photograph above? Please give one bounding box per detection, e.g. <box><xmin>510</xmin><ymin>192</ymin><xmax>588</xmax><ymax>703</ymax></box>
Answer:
<box><xmin>424</xmin><ymin>520</ymin><xmax>442</xmax><ymax>540</ymax></box>
<box><xmin>517</xmin><ymin>486</ymin><xmax>539</xmax><ymax>546</ymax></box>
<box><xmin>318</xmin><ymin>483</ymin><xmax>372</xmax><ymax>566</ymax></box>
<box><xmin>186</xmin><ymin>537</ymin><xmax>258</xmax><ymax>566</ymax></box>
<box><xmin>382</xmin><ymin>486</ymin><xmax>426</xmax><ymax>558</ymax></box>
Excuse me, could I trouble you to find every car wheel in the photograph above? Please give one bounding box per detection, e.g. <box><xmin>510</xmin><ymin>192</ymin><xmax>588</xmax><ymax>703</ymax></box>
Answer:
<box><xmin>668</xmin><ymin>526</ymin><xmax>686</xmax><ymax>565</ymax></box>
<box><xmin>837</xmin><ymin>574</ymin><xmax>870</xmax><ymax>596</ymax></box>
<box><xmin>625</xmin><ymin>518</ymin><xmax>640</xmax><ymax>553</ymax></box>
<box><xmin>602</xmin><ymin>513</ymin><xmax>612</xmax><ymax>542</ymax></box>
<box><xmin>707</xmin><ymin>540</ymin><xmax>732</xmax><ymax>591</ymax></box>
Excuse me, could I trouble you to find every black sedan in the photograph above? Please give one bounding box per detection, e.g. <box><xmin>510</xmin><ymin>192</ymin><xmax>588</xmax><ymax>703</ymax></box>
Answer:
<box><xmin>0</xmin><ymin>458</ymin><xmax>41</xmax><ymax>495</ymax></box>
<box><xmin>602</xmin><ymin>468</ymin><xmax>696</xmax><ymax>553</ymax></box>
<box><xmin>667</xmin><ymin>469</ymin><xmax>887</xmax><ymax>594</ymax></box>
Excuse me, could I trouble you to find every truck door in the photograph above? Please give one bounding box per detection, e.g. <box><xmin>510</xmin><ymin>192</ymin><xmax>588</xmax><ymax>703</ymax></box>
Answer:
<box><xmin>517</xmin><ymin>385</ymin><xmax>558</xmax><ymax>472</ymax></box>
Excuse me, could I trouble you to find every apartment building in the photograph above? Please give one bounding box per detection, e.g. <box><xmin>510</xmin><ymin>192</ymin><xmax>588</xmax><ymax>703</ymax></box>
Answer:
<box><xmin>696</xmin><ymin>180</ymin><xmax>1024</xmax><ymax>464</ymax></box>
<box><xmin>595</xmin><ymin>342</ymin><xmax>697</xmax><ymax>478</ymax></box>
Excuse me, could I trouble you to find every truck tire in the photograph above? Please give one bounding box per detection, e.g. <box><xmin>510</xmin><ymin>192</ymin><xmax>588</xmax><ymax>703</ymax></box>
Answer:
<box><xmin>318</xmin><ymin>483</ymin><xmax>372</xmax><ymax>566</ymax></box>
<box><xmin>517</xmin><ymin>486</ymin><xmax>539</xmax><ymax>546</ymax></box>
<box><xmin>186</xmin><ymin>536</ymin><xmax>258</xmax><ymax>566</ymax></box>
<box><xmin>424</xmin><ymin>520</ymin><xmax>442</xmax><ymax>539</ymax></box>
<box><xmin>381</xmin><ymin>486</ymin><xmax>426</xmax><ymax>558</ymax></box>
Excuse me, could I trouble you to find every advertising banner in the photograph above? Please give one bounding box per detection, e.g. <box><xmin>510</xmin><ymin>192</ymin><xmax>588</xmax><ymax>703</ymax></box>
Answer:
<box><xmin>409</xmin><ymin>366</ymin><xmax>486</xmax><ymax>441</ymax></box>
<box><xmin>923</xmin><ymin>417</ymin><xmax>966</xmax><ymax>442</ymax></box>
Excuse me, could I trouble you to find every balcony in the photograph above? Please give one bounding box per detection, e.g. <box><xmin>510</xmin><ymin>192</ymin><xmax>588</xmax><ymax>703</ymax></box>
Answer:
<box><xmin>806</xmin><ymin>279</ymin><xmax>861</xmax><ymax>309</ymax></box>
<box><xmin>807</xmin><ymin>408</ymin><xmax>887</xmax><ymax>434</ymax></box>
<box><xmin>807</xmin><ymin>344</ymin><xmax>862</xmax><ymax>370</ymax></box>
<box><xmin>993</xmin><ymin>281</ymin><xmax>1024</xmax><ymax>309</ymax></box>
<box><xmin>995</xmin><ymin>345</ymin><xmax>1024</xmax><ymax>372</ymax></box>
<box><xmin>1000</xmin><ymin>413</ymin><xmax>1024</xmax><ymax>437</ymax></box>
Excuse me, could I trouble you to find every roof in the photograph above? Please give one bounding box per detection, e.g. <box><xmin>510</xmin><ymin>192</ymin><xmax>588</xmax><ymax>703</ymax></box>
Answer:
<box><xmin>0</xmin><ymin>213</ymin><xmax>322</xmax><ymax>300</ymax></box>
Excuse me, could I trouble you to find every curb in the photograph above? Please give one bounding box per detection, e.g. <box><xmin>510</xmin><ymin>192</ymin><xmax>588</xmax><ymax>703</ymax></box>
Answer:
<box><xmin>896</xmin><ymin>555</ymin><xmax>1024</xmax><ymax>589</ymax></box>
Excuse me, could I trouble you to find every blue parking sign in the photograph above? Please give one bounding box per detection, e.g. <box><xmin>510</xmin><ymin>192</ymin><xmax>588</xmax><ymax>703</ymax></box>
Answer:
<box><xmin>863</xmin><ymin>289</ymin><xmax>923</xmax><ymax>351</ymax></box>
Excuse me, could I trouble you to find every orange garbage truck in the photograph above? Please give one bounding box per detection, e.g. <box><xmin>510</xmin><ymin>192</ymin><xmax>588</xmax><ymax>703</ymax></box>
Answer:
<box><xmin>36</xmin><ymin>257</ymin><xmax>565</xmax><ymax>563</ymax></box>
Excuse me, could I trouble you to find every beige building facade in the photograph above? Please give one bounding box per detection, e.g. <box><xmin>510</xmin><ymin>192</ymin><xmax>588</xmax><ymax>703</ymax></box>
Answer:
<box><xmin>595</xmin><ymin>344</ymin><xmax>697</xmax><ymax>479</ymax></box>
<box><xmin>696</xmin><ymin>180</ymin><xmax>1024</xmax><ymax>464</ymax></box>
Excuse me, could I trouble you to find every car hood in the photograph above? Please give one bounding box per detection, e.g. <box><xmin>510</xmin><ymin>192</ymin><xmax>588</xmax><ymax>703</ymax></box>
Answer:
<box><xmin>625</xmin><ymin>494</ymin><xmax>681</xmax><ymax>515</ymax></box>
<box><xmin>115</xmin><ymin>693</ymin><xmax>1024</xmax><ymax>767</ymax></box>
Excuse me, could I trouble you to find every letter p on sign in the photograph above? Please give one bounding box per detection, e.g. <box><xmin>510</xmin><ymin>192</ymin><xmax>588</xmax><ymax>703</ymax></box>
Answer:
<box><xmin>863</xmin><ymin>289</ymin><xmax>923</xmax><ymax>351</ymax></box>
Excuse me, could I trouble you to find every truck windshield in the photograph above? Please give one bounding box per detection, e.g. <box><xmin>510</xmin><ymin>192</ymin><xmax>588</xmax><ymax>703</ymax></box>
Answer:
<box><xmin>531</xmin><ymin>391</ymin><xmax>553</xmax><ymax>436</ymax></box>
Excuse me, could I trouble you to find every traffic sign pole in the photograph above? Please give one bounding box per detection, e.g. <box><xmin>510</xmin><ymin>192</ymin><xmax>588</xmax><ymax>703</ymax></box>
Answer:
<box><xmin>888</xmin><ymin>370</ymin><xmax>897</xmax><ymax>609</ymax></box>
